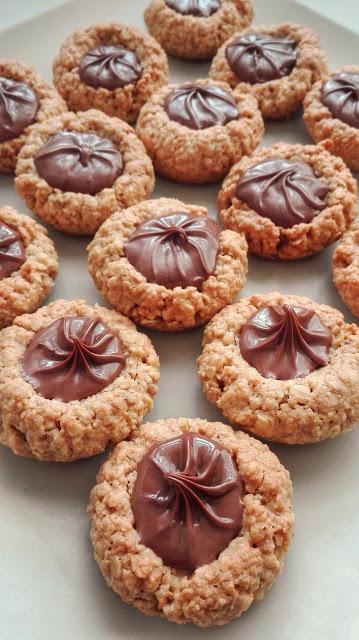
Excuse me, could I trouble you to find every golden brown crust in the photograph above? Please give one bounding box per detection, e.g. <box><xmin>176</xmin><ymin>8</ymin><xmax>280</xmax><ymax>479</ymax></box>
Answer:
<box><xmin>0</xmin><ymin>59</ymin><xmax>66</xmax><ymax>173</ymax></box>
<box><xmin>144</xmin><ymin>0</ymin><xmax>254</xmax><ymax>61</ymax></box>
<box><xmin>217</xmin><ymin>142</ymin><xmax>357</xmax><ymax>260</ymax></box>
<box><xmin>333</xmin><ymin>219</ymin><xmax>359</xmax><ymax>318</ymax></box>
<box><xmin>0</xmin><ymin>206</ymin><xmax>58</xmax><ymax>328</ymax></box>
<box><xmin>87</xmin><ymin>197</ymin><xmax>248</xmax><ymax>331</ymax></box>
<box><xmin>136</xmin><ymin>79</ymin><xmax>264</xmax><ymax>184</ymax></box>
<box><xmin>14</xmin><ymin>109</ymin><xmax>155</xmax><ymax>235</ymax></box>
<box><xmin>53</xmin><ymin>23</ymin><xmax>168</xmax><ymax>123</ymax></box>
<box><xmin>303</xmin><ymin>65</ymin><xmax>359</xmax><ymax>172</ymax></box>
<box><xmin>198</xmin><ymin>292</ymin><xmax>359</xmax><ymax>444</ymax></box>
<box><xmin>88</xmin><ymin>417</ymin><xmax>294</xmax><ymax>627</ymax></box>
<box><xmin>0</xmin><ymin>299</ymin><xmax>159</xmax><ymax>461</ymax></box>
<box><xmin>209</xmin><ymin>23</ymin><xmax>328</xmax><ymax>119</ymax></box>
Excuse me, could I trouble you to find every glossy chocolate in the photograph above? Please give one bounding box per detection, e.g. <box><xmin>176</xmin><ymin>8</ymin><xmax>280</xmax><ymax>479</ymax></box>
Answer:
<box><xmin>131</xmin><ymin>432</ymin><xmax>243</xmax><ymax>571</ymax></box>
<box><xmin>225</xmin><ymin>34</ymin><xmax>297</xmax><ymax>84</ymax></box>
<box><xmin>240</xmin><ymin>304</ymin><xmax>332</xmax><ymax>380</ymax></box>
<box><xmin>235</xmin><ymin>159</ymin><xmax>328</xmax><ymax>228</ymax></box>
<box><xmin>21</xmin><ymin>316</ymin><xmax>126</xmax><ymax>402</ymax></box>
<box><xmin>124</xmin><ymin>212</ymin><xmax>220</xmax><ymax>289</ymax></box>
<box><xmin>165</xmin><ymin>83</ymin><xmax>239</xmax><ymax>130</ymax></box>
<box><xmin>0</xmin><ymin>222</ymin><xmax>25</xmax><ymax>279</ymax></box>
<box><xmin>34</xmin><ymin>131</ymin><xmax>123</xmax><ymax>195</ymax></box>
<box><xmin>321</xmin><ymin>72</ymin><xmax>359</xmax><ymax>129</ymax></box>
<box><xmin>164</xmin><ymin>0</ymin><xmax>221</xmax><ymax>17</ymax></box>
<box><xmin>79</xmin><ymin>45</ymin><xmax>142</xmax><ymax>90</ymax></box>
<box><xmin>0</xmin><ymin>76</ymin><xmax>38</xmax><ymax>143</ymax></box>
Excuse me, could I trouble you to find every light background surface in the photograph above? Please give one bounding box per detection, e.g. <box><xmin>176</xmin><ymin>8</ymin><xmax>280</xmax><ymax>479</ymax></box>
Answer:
<box><xmin>0</xmin><ymin>1</ymin><xmax>358</xmax><ymax>640</ymax></box>
<box><xmin>2</xmin><ymin>0</ymin><xmax>359</xmax><ymax>32</ymax></box>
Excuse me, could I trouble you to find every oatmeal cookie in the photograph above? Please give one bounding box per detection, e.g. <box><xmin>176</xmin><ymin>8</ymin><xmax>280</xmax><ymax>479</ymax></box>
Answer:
<box><xmin>136</xmin><ymin>78</ymin><xmax>264</xmax><ymax>183</ymax></box>
<box><xmin>144</xmin><ymin>0</ymin><xmax>253</xmax><ymax>61</ymax></box>
<box><xmin>88</xmin><ymin>417</ymin><xmax>294</xmax><ymax>627</ymax></box>
<box><xmin>198</xmin><ymin>292</ymin><xmax>359</xmax><ymax>444</ymax></box>
<box><xmin>14</xmin><ymin>109</ymin><xmax>154</xmax><ymax>235</ymax></box>
<box><xmin>217</xmin><ymin>142</ymin><xmax>357</xmax><ymax>260</ymax></box>
<box><xmin>0</xmin><ymin>205</ymin><xmax>58</xmax><ymax>329</ymax></box>
<box><xmin>0</xmin><ymin>59</ymin><xmax>66</xmax><ymax>173</ymax></box>
<box><xmin>53</xmin><ymin>23</ymin><xmax>168</xmax><ymax>123</ymax></box>
<box><xmin>0</xmin><ymin>298</ymin><xmax>159</xmax><ymax>461</ymax></box>
<box><xmin>88</xmin><ymin>197</ymin><xmax>248</xmax><ymax>331</ymax></box>
<box><xmin>209</xmin><ymin>23</ymin><xmax>328</xmax><ymax>119</ymax></box>
<box><xmin>304</xmin><ymin>66</ymin><xmax>359</xmax><ymax>172</ymax></box>
<box><xmin>333</xmin><ymin>219</ymin><xmax>359</xmax><ymax>319</ymax></box>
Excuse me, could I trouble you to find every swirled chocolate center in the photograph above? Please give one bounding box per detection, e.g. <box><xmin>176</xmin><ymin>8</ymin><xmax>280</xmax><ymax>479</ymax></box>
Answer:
<box><xmin>79</xmin><ymin>45</ymin><xmax>142</xmax><ymax>90</ymax></box>
<box><xmin>124</xmin><ymin>212</ymin><xmax>220</xmax><ymax>289</ymax></box>
<box><xmin>225</xmin><ymin>34</ymin><xmax>297</xmax><ymax>84</ymax></box>
<box><xmin>165</xmin><ymin>83</ymin><xmax>239</xmax><ymax>129</ymax></box>
<box><xmin>21</xmin><ymin>316</ymin><xmax>126</xmax><ymax>402</ymax></box>
<box><xmin>34</xmin><ymin>131</ymin><xmax>123</xmax><ymax>195</ymax></box>
<box><xmin>240</xmin><ymin>304</ymin><xmax>332</xmax><ymax>380</ymax></box>
<box><xmin>235</xmin><ymin>159</ymin><xmax>328</xmax><ymax>228</ymax></box>
<box><xmin>0</xmin><ymin>222</ymin><xmax>25</xmax><ymax>279</ymax></box>
<box><xmin>321</xmin><ymin>72</ymin><xmax>359</xmax><ymax>129</ymax></box>
<box><xmin>165</xmin><ymin>0</ymin><xmax>221</xmax><ymax>17</ymax></box>
<box><xmin>131</xmin><ymin>432</ymin><xmax>243</xmax><ymax>571</ymax></box>
<box><xmin>0</xmin><ymin>76</ymin><xmax>38</xmax><ymax>143</ymax></box>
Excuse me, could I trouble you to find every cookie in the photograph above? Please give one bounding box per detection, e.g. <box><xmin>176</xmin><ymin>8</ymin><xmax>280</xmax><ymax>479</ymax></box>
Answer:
<box><xmin>0</xmin><ymin>59</ymin><xmax>66</xmax><ymax>173</ymax></box>
<box><xmin>333</xmin><ymin>219</ymin><xmax>359</xmax><ymax>319</ymax></box>
<box><xmin>0</xmin><ymin>205</ymin><xmax>58</xmax><ymax>328</ymax></box>
<box><xmin>53</xmin><ymin>22</ymin><xmax>168</xmax><ymax>123</ymax></box>
<box><xmin>0</xmin><ymin>299</ymin><xmax>159</xmax><ymax>461</ymax></box>
<box><xmin>217</xmin><ymin>142</ymin><xmax>357</xmax><ymax>260</ymax></box>
<box><xmin>136</xmin><ymin>78</ymin><xmax>264</xmax><ymax>183</ymax></box>
<box><xmin>198</xmin><ymin>292</ymin><xmax>359</xmax><ymax>444</ymax></box>
<box><xmin>144</xmin><ymin>0</ymin><xmax>253</xmax><ymax>61</ymax></box>
<box><xmin>209</xmin><ymin>23</ymin><xmax>328</xmax><ymax>119</ymax></box>
<box><xmin>14</xmin><ymin>109</ymin><xmax>155</xmax><ymax>235</ymax></box>
<box><xmin>304</xmin><ymin>66</ymin><xmax>359</xmax><ymax>172</ymax></box>
<box><xmin>87</xmin><ymin>197</ymin><xmax>248</xmax><ymax>331</ymax></box>
<box><xmin>88</xmin><ymin>417</ymin><xmax>294</xmax><ymax>627</ymax></box>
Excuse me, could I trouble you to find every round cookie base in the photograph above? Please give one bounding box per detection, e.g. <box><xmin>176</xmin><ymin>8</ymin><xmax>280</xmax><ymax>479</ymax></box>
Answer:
<box><xmin>0</xmin><ymin>206</ymin><xmax>58</xmax><ymax>328</ymax></box>
<box><xmin>198</xmin><ymin>292</ymin><xmax>359</xmax><ymax>444</ymax></box>
<box><xmin>0</xmin><ymin>59</ymin><xmax>66</xmax><ymax>173</ymax></box>
<box><xmin>303</xmin><ymin>66</ymin><xmax>359</xmax><ymax>172</ymax></box>
<box><xmin>144</xmin><ymin>0</ymin><xmax>254</xmax><ymax>61</ymax></box>
<box><xmin>333</xmin><ymin>220</ymin><xmax>359</xmax><ymax>319</ymax></box>
<box><xmin>0</xmin><ymin>299</ymin><xmax>159</xmax><ymax>461</ymax></box>
<box><xmin>87</xmin><ymin>197</ymin><xmax>248</xmax><ymax>332</ymax></box>
<box><xmin>217</xmin><ymin>142</ymin><xmax>357</xmax><ymax>260</ymax></box>
<box><xmin>52</xmin><ymin>22</ymin><xmax>168</xmax><ymax>123</ymax></box>
<box><xmin>88</xmin><ymin>417</ymin><xmax>294</xmax><ymax>627</ymax></box>
<box><xmin>136</xmin><ymin>79</ymin><xmax>264</xmax><ymax>184</ymax></box>
<box><xmin>15</xmin><ymin>109</ymin><xmax>155</xmax><ymax>235</ymax></box>
<box><xmin>209</xmin><ymin>23</ymin><xmax>328</xmax><ymax>120</ymax></box>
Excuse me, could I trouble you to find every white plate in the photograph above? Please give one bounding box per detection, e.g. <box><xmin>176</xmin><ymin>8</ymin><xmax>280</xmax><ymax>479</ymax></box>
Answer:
<box><xmin>0</xmin><ymin>1</ymin><xmax>358</xmax><ymax>639</ymax></box>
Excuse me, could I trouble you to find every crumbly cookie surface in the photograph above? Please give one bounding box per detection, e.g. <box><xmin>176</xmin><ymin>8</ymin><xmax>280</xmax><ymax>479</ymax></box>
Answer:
<box><xmin>217</xmin><ymin>142</ymin><xmax>357</xmax><ymax>260</ymax></box>
<box><xmin>144</xmin><ymin>0</ymin><xmax>253</xmax><ymax>61</ymax></box>
<box><xmin>333</xmin><ymin>219</ymin><xmax>359</xmax><ymax>319</ymax></box>
<box><xmin>88</xmin><ymin>417</ymin><xmax>294</xmax><ymax>627</ymax></box>
<box><xmin>198</xmin><ymin>292</ymin><xmax>359</xmax><ymax>444</ymax></box>
<box><xmin>209</xmin><ymin>23</ymin><xmax>328</xmax><ymax>119</ymax></box>
<box><xmin>0</xmin><ymin>59</ymin><xmax>66</xmax><ymax>173</ymax></box>
<box><xmin>53</xmin><ymin>23</ymin><xmax>168</xmax><ymax>123</ymax></box>
<box><xmin>0</xmin><ymin>299</ymin><xmax>159</xmax><ymax>461</ymax></box>
<box><xmin>136</xmin><ymin>79</ymin><xmax>264</xmax><ymax>184</ymax></box>
<box><xmin>87</xmin><ymin>197</ymin><xmax>248</xmax><ymax>331</ymax></box>
<box><xmin>0</xmin><ymin>206</ymin><xmax>58</xmax><ymax>329</ymax></box>
<box><xmin>14</xmin><ymin>109</ymin><xmax>155</xmax><ymax>235</ymax></box>
<box><xmin>304</xmin><ymin>65</ymin><xmax>359</xmax><ymax>172</ymax></box>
